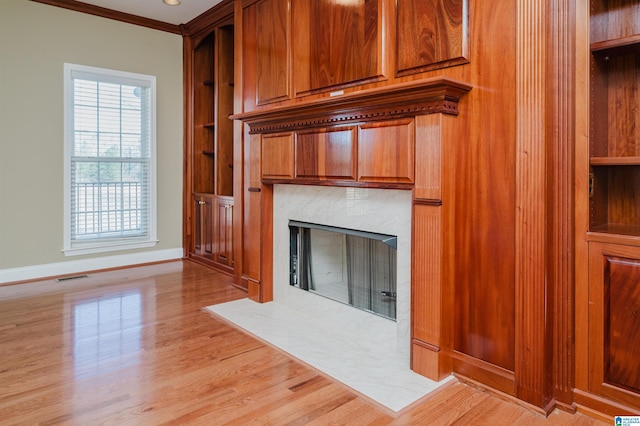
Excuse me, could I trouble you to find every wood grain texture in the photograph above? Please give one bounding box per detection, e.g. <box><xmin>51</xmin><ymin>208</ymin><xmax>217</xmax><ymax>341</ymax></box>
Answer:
<box><xmin>357</xmin><ymin>119</ymin><xmax>414</xmax><ymax>183</ymax></box>
<box><xmin>293</xmin><ymin>0</ymin><xmax>383</xmax><ymax>95</ymax></box>
<box><xmin>452</xmin><ymin>0</ymin><xmax>516</xmax><ymax>375</ymax></box>
<box><xmin>588</xmin><ymin>243</ymin><xmax>640</xmax><ymax>412</ymax></box>
<box><xmin>412</xmin><ymin>204</ymin><xmax>442</xmax><ymax>346</ymax></box>
<box><xmin>193</xmin><ymin>34</ymin><xmax>216</xmax><ymax>194</ymax></box>
<box><xmin>606</xmin><ymin>54</ymin><xmax>640</xmax><ymax>158</ymax></box>
<box><xmin>232</xmin><ymin>77</ymin><xmax>471</xmax><ymax>134</ymax></box>
<box><xmin>216</xmin><ymin>25</ymin><xmax>235</xmax><ymax>197</ymax></box>
<box><xmin>396</xmin><ymin>0</ymin><xmax>469</xmax><ymax>76</ymax></box>
<box><xmin>548</xmin><ymin>0</ymin><xmax>576</xmax><ymax>409</ymax></box>
<box><xmin>193</xmin><ymin>194</ymin><xmax>215</xmax><ymax>258</ymax></box>
<box><xmin>414</xmin><ymin>114</ymin><xmax>443</xmax><ymax>201</ymax></box>
<box><xmin>216</xmin><ymin>196</ymin><xmax>234</xmax><ymax>267</ymax></box>
<box><xmin>0</xmin><ymin>261</ymin><xmax>608</xmax><ymax>425</ymax></box>
<box><xmin>242</xmin><ymin>133</ymin><xmax>263</xmax><ymax>283</ymax></box>
<box><xmin>295</xmin><ymin>127</ymin><xmax>357</xmax><ymax>180</ymax></box>
<box><xmin>256</xmin><ymin>0</ymin><xmax>290</xmax><ymax>105</ymax></box>
<box><xmin>574</xmin><ymin>0</ymin><xmax>592</xmax><ymax>396</ymax></box>
<box><xmin>606</xmin><ymin>257</ymin><xmax>640</xmax><ymax>393</ymax></box>
<box><xmin>261</xmin><ymin>133</ymin><xmax>294</xmax><ymax>179</ymax></box>
<box><xmin>514</xmin><ymin>0</ymin><xmax>553</xmax><ymax>409</ymax></box>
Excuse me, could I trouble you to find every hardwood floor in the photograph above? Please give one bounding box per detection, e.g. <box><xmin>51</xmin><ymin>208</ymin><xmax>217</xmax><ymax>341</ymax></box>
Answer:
<box><xmin>0</xmin><ymin>261</ymin><xmax>606</xmax><ymax>425</ymax></box>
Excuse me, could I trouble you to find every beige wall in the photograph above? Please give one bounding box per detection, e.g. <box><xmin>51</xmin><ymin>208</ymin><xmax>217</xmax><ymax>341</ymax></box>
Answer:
<box><xmin>0</xmin><ymin>0</ymin><xmax>183</xmax><ymax>273</ymax></box>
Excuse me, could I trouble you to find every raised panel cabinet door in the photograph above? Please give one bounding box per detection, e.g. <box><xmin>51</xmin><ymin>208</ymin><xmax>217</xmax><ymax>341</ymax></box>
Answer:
<box><xmin>396</xmin><ymin>0</ymin><xmax>469</xmax><ymax>76</ymax></box>
<box><xmin>295</xmin><ymin>127</ymin><xmax>356</xmax><ymax>180</ymax></box>
<box><xmin>193</xmin><ymin>195</ymin><xmax>215</xmax><ymax>259</ymax></box>
<box><xmin>262</xmin><ymin>133</ymin><xmax>294</xmax><ymax>179</ymax></box>
<box><xmin>292</xmin><ymin>0</ymin><xmax>385</xmax><ymax>96</ymax></box>
<box><xmin>589</xmin><ymin>242</ymin><xmax>640</xmax><ymax>411</ymax></box>
<box><xmin>358</xmin><ymin>119</ymin><xmax>415</xmax><ymax>183</ymax></box>
<box><xmin>216</xmin><ymin>196</ymin><xmax>234</xmax><ymax>266</ymax></box>
<box><xmin>256</xmin><ymin>0</ymin><xmax>290</xmax><ymax>105</ymax></box>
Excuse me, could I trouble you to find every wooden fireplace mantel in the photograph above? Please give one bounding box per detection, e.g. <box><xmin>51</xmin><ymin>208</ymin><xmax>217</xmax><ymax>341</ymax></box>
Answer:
<box><xmin>232</xmin><ymin>75</ymin><xmax>472</xmax><ymax>383</ymax></box>
<box><xmin>230</xmin><ymin>77</ymin><xmax>472</xmax><ymax>134</ymax></box>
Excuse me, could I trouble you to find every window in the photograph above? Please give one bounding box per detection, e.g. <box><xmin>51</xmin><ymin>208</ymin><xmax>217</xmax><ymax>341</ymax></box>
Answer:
<box><xmin>64</xmin><ymin>64</ymin><xmax>157</xmax><ymax>255</ymax></box>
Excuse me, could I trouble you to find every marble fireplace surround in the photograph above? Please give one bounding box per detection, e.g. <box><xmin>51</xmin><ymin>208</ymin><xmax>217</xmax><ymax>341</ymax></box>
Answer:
<box><xmin>272</xmin><ymin>184</ymin><xmax>412</xmax><ymax>357</ymax></box>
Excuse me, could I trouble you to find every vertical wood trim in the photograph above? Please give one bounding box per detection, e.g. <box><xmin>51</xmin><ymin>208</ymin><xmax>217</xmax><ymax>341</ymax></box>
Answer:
<box><xmin>574</xmin><ymin>0</ymin><xmax>591</xmax><ymax>393</ymax></box>
<box><xmin>233</xmin><ymin>0</ymin><xmax>245</xmax><ymax>287</ymax></box>
<box><xmin>515</xmin><ymin>0</ymin><xmax>553</xmax><ymax>410</ymax></box>
<box><xmin>183</xmin><ymin>35</ymin><xmax>195</xmax><ymax>258</ymax></box>
<box><xmin>549</xmin><ymin>0</ymin><xmax>576</xmax><ymax>410</ymax></box>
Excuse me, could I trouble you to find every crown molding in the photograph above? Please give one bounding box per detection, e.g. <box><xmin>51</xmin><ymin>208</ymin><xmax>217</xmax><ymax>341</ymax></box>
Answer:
<box><xmin>30</xmin><ymin>0</ymin><xmax>183</xmax><ymax>34</ymax></box>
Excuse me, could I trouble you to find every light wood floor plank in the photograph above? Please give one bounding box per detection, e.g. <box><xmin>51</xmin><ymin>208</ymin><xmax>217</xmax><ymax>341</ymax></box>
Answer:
<box><xmin>0</xmin><ymin>261</ymin><xmax>607</xmax><ymax>425</ymax></box>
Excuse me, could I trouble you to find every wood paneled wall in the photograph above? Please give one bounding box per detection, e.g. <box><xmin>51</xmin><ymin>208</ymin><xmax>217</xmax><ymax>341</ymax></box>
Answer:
<box><xmin>230</xmin><ymin>0</ymin><xmax>579</xmax><ymax>415</ymax></box>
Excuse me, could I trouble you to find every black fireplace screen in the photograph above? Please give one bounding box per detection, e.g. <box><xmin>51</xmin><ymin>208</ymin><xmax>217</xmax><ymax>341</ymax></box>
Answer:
<box><xmin>289</xmin><ymin>221</ymin><xmax>397</xmax><ymax>320</ymax></box>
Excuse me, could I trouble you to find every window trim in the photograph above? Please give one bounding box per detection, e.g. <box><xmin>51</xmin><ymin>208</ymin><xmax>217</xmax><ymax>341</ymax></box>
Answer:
<box><xmin>63</xmin><ymin>63</ymin><xmax>158</xmax><ymax>256</ymax></box>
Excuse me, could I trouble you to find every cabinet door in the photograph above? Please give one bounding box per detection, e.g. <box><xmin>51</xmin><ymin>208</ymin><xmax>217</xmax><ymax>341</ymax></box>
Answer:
<box><xmin>262</xmin><ymin>133</ymin><xmax>294</xmax><ymax>180</ymax></box>
<box><xmin>216</xmin><ymin>197</ymin><xmax>234</xmax><ymax>266</ymax></box>
<box><xmin>295</xmin><ymin>127</ymin><xmax>356</xmax><ymax>180</ymax></box>
<box><xmin>358</xmin><ymin>119</ymin><xmax>415</xmax><ymax>183</ymax></box>
<box><xmin>396</xmin><ymin>0</ymin><xmax>469</xmax><ymax>76</ymax></box>
<box><xmin>256</xmin><ymin>0</ymin><xmax>290</xmax><ymax>105</ymax></box>
<box><xmin>194</xmin><ymin>195</ymin><xmax>214</xmax><ymax>258</ymax></box>
<box><xmin>588</xmin><ymin>242</ymin><xmax>640</xmax><ymax>410</ymax></box>
<box><xmin>292</xmin><ymin>0</ymin><xmax>385</xmax><ymax>96</ymax></box>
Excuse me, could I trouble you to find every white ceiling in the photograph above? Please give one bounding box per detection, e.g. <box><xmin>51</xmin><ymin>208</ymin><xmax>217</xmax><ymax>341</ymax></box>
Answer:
<box><xmin>75</xmin><ymin>0</ymin><xmax>225</xmax><ymax>26</ymax></box>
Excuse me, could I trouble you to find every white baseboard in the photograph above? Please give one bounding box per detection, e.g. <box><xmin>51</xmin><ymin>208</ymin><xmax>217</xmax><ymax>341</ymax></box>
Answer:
<box><xmin>0</xmin><ymin>248</ymin><xmax>184</xmax><ymax>284</ymax></box>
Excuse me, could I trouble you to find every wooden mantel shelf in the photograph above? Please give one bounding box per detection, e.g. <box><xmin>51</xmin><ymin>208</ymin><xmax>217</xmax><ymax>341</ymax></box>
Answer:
<box><xmin>230</xmin><ymin>77</ymin><xmax>472</xmax><ymax>134</ymax></box>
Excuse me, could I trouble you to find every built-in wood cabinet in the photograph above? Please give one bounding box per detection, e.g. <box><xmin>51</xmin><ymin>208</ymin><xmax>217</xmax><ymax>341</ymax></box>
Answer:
<box><xmin>259</xmin><ymin>120</ymin><xmax>414</xmax><ymax>185</ymax></box>
<box><xmin>183</xmin><ymin>2</ymin><xmax>236</xmax><ymax>275</ymax></box>
<box><xmin>575</xmin><ymin>0</ymin><xmax>640</xmax><ymax>417</ymax></box>
<box><xmin>231</xmin><ymin>0</ymin><xmax>640</xmax><ymax>419</ymax></box>
<box><xmin>587</xmin><ymin>243</ymin><xmax>640</xmax><ymax>411</ymax></box>
<box><xmin>193</xmin><ymin>194</ymin><xmax>215</xmax><ymax>258</ymax></box>
<box><xmin>292</xmin><ymin>0</ymin><xmax>385</xmax><ymax>96</ymax></box>
<box><xmin>216</xmin><ymin>196</ymin><xmax>234</xmax><ymax>267</ymax></box>
<box><xmin>255</xmin><ymin>0</ymin><xmax>289</xmax><ymax>105</ymax></box>
<box><xmin>261</xmin><ymin>133</ymin><xmax>294</xmax><ymax>180</ymax></box>
<box><xmin>396</xmin><ymin>0</ymin><xmax>469</xmax><ymax>76</ymax></box>
<box><xmin>296</xmin><ymin>127</ymin><xmax>356</xmax><ymax>180</ymax></box>
<box><xmin>358</xmin><ymin>119</ymin><xmax>414</xmax><ymax>184</ymax></box>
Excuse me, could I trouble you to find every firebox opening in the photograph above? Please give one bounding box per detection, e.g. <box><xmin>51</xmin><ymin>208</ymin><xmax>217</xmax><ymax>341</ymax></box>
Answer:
<box><xmin>289</xmin><ymin>220</ymin><xmax>397</xmax><ymax>320</ymax></box>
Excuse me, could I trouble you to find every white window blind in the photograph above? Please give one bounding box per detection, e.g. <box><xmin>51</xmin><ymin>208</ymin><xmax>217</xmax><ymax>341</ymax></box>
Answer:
<box><xmin>64</xmin><ymin>64</ymin><xmax>157</xmax><ymax>255</ymax></box>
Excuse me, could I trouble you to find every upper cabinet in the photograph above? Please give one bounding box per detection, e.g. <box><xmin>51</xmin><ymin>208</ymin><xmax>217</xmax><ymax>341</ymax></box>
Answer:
<box><xmin>241</xmin><ymin>0</ymin><xmax>469</xmax><ymax>110</ymax></box>
<box><xmin>292</xmin><ymin>0</ymin><xmax>385</xmax><ymax>96</ymax></box>
<box><xmin>191</xmin><ymin>23</ymin><xmax>235</xmax><ymax>197</ymax></box>
<box><xmin>256</xmin><ymin>0</ymin><xmax>290</xmax><ymax>105</ymax></box>
<box><xmin>396</xmin><ymin>0</ymin><xmax>469</xmax><ymax>76</ymax></box>
<box><xmin>183</xmin><ymin>1</ymin><xmax>236</xmax><ymax>272</ymax></box>
<box><xmin>589</xmin><ymin>0</ymin><xmax>640</xmax><ymax>236</ymax></box>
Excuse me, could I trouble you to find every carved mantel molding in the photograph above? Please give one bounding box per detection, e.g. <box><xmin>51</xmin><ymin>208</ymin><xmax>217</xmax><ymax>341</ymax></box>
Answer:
<box><xmin>230</xmin><ymin>77</ymin><xmax>472</xmax><ymax>134</ymax></box>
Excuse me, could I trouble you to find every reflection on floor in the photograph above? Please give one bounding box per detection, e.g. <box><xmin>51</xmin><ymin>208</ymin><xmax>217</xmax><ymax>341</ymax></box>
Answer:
<box><xmin>205</xmin><ymin>298</ymin><xmax>453</xmax><ymax>413</ymax></box>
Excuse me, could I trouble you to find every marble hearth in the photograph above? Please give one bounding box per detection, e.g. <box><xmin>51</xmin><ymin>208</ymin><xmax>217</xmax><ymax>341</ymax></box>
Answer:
<box><xmin>207</xmin><ymin>184</ymin><xmax>455</xmax><ymax>411</ymax></box>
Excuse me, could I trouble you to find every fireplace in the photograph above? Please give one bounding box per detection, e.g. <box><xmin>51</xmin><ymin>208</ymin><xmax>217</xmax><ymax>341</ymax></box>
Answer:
<box><xmin>272</xmin><ymin>184</ymin><xmax>412</xmax><ymax>356</ymax></box>
<box><xmin>289</xmin><ymin>221</ymin><xmax>398</xmax><ymax>320</ymax></box>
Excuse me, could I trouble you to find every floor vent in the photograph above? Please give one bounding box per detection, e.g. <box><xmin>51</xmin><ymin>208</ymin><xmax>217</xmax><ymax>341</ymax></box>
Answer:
<box><xmin>55</xmin><ymin>274</ymin><xmax>89</xmax><ymax>282</ymax></box>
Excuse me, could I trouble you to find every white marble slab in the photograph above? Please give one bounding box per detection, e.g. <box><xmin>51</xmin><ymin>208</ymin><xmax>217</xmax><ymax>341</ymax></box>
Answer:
<box><xmin>205</xmin><ymin>298</ymin><xmax>453</xmax><ymax>413</ymax></box>
<box><xmin>272</xmin><ymin>185</ymin><xmax>413</xmax><ymax>355</ymax></box>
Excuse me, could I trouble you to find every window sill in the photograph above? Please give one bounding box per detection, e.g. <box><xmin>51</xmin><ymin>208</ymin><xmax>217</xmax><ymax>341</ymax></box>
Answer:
<box><xmin>63</xmin><ymin>239</ymin><xmax>159</xmax><ymax>256</ymax></box>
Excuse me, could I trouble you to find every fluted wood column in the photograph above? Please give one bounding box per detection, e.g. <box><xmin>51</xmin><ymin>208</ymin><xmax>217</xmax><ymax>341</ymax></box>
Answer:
<box><xmin>549</xmin><ymin>0</ymin><xmax>576</xmax><ymax>411</ymax></box>
<box><xmin>515</xmin><ymin>0</ymin><xmax>554</xmax><ymax>412</ymax></box>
